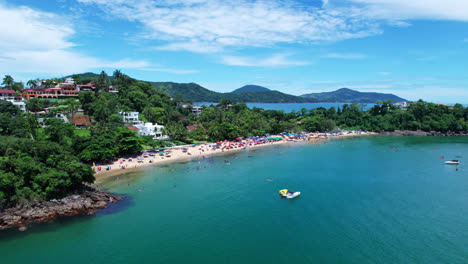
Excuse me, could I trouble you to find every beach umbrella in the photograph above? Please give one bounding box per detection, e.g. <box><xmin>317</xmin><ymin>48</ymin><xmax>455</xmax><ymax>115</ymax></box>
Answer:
<box><xmin>165</xmin><ymin>150</ymin><xmax>172</xmax><ymax>153</ymax></box>
<box><xmin>137</xmin><ymin>157</ymin><xmax>143</xmax><ymax>160</ymax></box>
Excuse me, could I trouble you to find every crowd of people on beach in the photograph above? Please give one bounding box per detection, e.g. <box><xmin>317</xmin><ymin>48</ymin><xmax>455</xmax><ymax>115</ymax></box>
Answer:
<box><xmin>93</xmin><ymin>130</ymin><xmax>372</xmax><ymax>175</ymax></box>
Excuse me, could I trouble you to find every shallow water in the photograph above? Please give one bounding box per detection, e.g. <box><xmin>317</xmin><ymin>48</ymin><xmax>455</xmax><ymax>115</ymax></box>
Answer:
<box><xmin>1</xmin><ymin>136</ymin><xmax>467</xmax><ymax>264</ymax></box>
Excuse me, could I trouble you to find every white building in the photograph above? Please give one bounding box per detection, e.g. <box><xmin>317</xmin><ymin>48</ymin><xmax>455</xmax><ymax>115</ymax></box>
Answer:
<box><xmin>395</xmin><ymin>101</ymin><xmax>414</xmax><ymax>110</ymax></box>
<box><xmin>192</xmin><ymin>106</ymin><xmax>202</xmax><ymax>116</ymax></box>
<box><xmin>64</xmin><ymin>77</ymin><xmax>75</xmax><ymax>84</ymax></box>
<box><xmin>0</xmin><ymin>89</ymin><xmax>26</xmax><ymax>112</ymax></box>
<box><xmin>119</xmin><ymin>111</ymin><xmax>140</xmax><ymax>124</ymax></box>
<box><xmin>108</xmin><ymin>86</ymin><xmax>118</xmax><ymax>93</ymax></box>
<box><xmin>133</xmin><ymin>122</ymin><xmax>166</xmax><ymax>139</ymax></box>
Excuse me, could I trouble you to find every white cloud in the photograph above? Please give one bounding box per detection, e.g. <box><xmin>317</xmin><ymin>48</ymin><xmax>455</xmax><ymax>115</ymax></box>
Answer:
<box><xmin>76</xmin><ymin>0</ymin><xmax>468</xmax><ymax>55</ymax></box>
<box><xmin>221</xmin><ymin>54</ymin><xmax>309</xmax><ymax>68</ymax></box>
<box><xmin>154</xmin><ymin>40</ymin><xmax>223</xmax><ymax>53</ymax></box>
<box><xmin>325</xmin><ymin>53</ymin><xmax>368</xmax><ymax>59</ymax></box>
<box><xmin>0</xmin><ymin>49</ymin><xmax>151</xmax><ymax>75</ymax></box>
<box><xmin>347</xmin><ymin>0</ymin><xmax>468</xmax><ymax>22</ymax></box>
<box><xmin>0</xmin><ymin>5</ymin><xmax>74</xmax><ymax>52</ymax></box>
<box><xmin>0</xmin><ymin>4</ymin><xmax>195</xmax><ymax>78</ymax></box>
<box><xmin>140</xmin><ymin>67</ymin><xmax>200</xmax><ymax>74</ymax></box>
<box><xmin>77</xmin><ymin>0</ymin><xmax>382</xmax><ymax>53</ymax></box>
<box><xmin>378</xmin><ymin>72</ymin><xmax>391</xmax><ymax>75</ymax></box>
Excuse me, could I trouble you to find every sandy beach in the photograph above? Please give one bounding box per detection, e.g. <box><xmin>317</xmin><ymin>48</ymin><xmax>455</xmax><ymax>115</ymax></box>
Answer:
<box><xmin>93</xmin><ymin>131</ymin><xmax>375</xmax><ymax>183</ymax></box>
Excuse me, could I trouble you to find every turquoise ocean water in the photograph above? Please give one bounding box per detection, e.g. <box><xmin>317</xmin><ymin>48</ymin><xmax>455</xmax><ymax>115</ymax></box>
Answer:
<box><xmin>1</xmin><ymin>136</ymin><xmax>467</xmax><ymax>263</ymax></box>
<box><xmin>194</xmin><ymin>102</ymin><xmax>374</xmax><ymax>112</ymax></box>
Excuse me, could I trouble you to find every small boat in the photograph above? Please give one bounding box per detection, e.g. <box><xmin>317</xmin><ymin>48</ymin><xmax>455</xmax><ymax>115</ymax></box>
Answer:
<box><xmin>445</xmin><ymin>160</ymin><xmax>460</xmax><ymax>165</ymax></box>
<box><xmin>279</xmin><ymin>189</ymin><xmax>301</xmax><ymax>199</ymax></box>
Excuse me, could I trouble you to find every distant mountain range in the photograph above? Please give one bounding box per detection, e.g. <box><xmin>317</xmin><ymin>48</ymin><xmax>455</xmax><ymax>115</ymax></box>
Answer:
<box><xmin>232</xmin><ymin>85</ymin><xmax>271</xmax><ymax>93</ymax></box>
<box><xmin>150</xmin><ymin>83</ymin><xmax>407</xmax><ymax>103</ymax></box>
<box><xmin>300</xmin><ymin>88</ymin><xmax>407</xmax><ymax>103</ymax></box>
<box><xmin>68</xmin><ymin>73</ymin><xmax>406</xmax><ymax>103</ymax></box>
<box><xmin>149</xmin><ymin>82</ymin><xmax>311</xmax><ymax>103</ymax></box>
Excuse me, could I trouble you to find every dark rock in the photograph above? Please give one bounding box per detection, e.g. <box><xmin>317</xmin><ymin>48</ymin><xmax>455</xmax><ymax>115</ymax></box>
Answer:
<box><xmin>0</xmin><ymin>185</ymin><xmax>124</xmax><ymax>232</ymax></box>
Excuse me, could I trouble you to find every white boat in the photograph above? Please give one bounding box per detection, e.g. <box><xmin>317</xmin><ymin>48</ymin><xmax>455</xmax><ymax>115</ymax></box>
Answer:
<box><xmin>445</xmin><ymin>160</ymin><xmax>460</xmax><ymax>165</ymax></box>
<box><xmin>279</xmin><ymin>189</ymin><xmax>301</xmax><ymax>199</ymax></box>
<box><xmin>286</xmin><ymin>192</ymin><xmax>301</xmax><ymax>199</ymax></box>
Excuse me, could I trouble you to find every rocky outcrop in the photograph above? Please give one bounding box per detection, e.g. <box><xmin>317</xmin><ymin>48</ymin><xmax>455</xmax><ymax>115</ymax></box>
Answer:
<box><xmin>380</xmin><ymin>130</ymin><xmax>468</xmax><ymax>136</ymax></box>
<box><xmin>0</xmin><ymin>186</ymin><xmax>124</xmax><ymax>232</ymax></box>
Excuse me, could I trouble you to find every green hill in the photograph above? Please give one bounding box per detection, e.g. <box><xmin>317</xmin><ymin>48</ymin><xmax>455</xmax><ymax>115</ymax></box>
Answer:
<box><xmin>232</xmin><ymin>85</ymin><xmax>270</xmax><ymax>93</ymax></box>
<box><xmin>65</xmin><ymin>73</ymin><xmax>406</xmax><ymax>103</ymax></box>
<box><xmin>301</xmin><ymin>88</ymin><xmax>407</xmax><ymax>103</ymax></box>
<box><xmin>150</xmin><ymin>82</ymin><xmax>312</xmax><ymax>103</ymax></box>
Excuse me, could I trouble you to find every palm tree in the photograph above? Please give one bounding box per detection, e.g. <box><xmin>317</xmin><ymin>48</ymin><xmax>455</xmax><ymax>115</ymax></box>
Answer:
<box><xmin>66</xmin><ymin>98</ymin><xmax>81</xmax><ymax>125</ymax></box>
<box><xmin>113</xmin><ymin>69</ymin><xmax>122</xmax><ymax>80</ymax></box>
<box><xmin>26</xmin><ymin>98</ymin><xmax>43</xmax><ymax>116</ymax></box>
<box><xmin>2</xmin><ymin>75</ymin><xmax>14</xmax><ymax>87</ymax></box>
<box><xmin>26</xmin><ymin>79</ymin><xmax>37</xmax><ymax>88</ymax></box>
<box><xmin>43</xmin><ymin>79</ymin><xmax>54</xmax><ymax>88</ymax></box>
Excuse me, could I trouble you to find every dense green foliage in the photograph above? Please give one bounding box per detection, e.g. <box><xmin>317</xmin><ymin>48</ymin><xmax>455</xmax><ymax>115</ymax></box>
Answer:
<box><xmin>300</xmin><ymin>88</ymin><xmax>407</xmax><ymax>103</ymax></box>
<box><xmin>0</xmin><ymin>136</ymin><xmax>94</xmax><ymax>207</ymax></box>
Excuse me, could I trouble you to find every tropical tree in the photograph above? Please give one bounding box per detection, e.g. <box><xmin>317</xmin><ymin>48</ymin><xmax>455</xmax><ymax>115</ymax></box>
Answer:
<box><xmin>26</xmin><ymin>98</ymin><xmax>43</xmax><ymax>115</ymax></box>
<box><xmin>65</xmin><ymin>98</ymin><xmax>81</xmax><ymax>125</ymax></box>
<box><xmin>98</xmin><ymin>70</ymin><xmax>111</xmax><ymax>91</ymax></box>
<box><xmin>26</xmin><ymin>80</ymin><xmax>37</xmax><ymax>88</ymax></box>
<box><xmin>2</xmin><ymin>75</ymin><xmax>14</xmax><ymax>87</ymax></box>
<box><xmin>113</xmin><ymin>69</ymin><xmax>123</xmax><ymax>81</ymax></box>
<box><xmin>11</xmin><ymin>82</ymin><xmax>24</xmax><ymax>92</ymax></box>
<box><xmin>43</xmin><ymin>79</ymin><xmax>54</xmax><ymax>88</ymax></box>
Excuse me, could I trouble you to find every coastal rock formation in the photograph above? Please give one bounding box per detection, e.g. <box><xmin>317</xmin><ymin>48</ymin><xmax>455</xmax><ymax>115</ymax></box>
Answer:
<box><xmin>0</xmin><ymin>186</ymin><xmax>124</xmax><ymax>232</ymax></box>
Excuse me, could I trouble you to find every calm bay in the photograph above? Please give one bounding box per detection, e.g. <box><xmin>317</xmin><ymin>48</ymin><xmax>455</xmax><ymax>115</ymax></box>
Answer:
<box><xmin>1</xmin><ymin>136</ymin><xmax>467</xmax><ymax>263</ymax></box>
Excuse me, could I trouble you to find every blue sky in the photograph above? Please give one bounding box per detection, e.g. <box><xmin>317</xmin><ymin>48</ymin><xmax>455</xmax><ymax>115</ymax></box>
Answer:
<box><xmin>1</xmin><ymin>0</ymin><xmax>468</xmax><ymax>103</ymax></box>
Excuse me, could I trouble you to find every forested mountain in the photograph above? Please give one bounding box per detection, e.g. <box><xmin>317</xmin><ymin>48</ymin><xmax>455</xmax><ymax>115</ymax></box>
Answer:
<box><xmin>67</xmin><ymin>73</ymin><xmax>406</xmax><ymax>103</ymax></box>
<box><xmin>301</xmin><ymin>88</ymin><xmax>406</xmax><ymax>103</ymax></box>
<box><xmin>232</xmin><ymin>85</ymin><xmax>270</xmax><ymax>93</ymax></box>
<box><xmin>150</xmin><ymin>82</ymin><xmax>312</xmax><ymax>103</ymax></box>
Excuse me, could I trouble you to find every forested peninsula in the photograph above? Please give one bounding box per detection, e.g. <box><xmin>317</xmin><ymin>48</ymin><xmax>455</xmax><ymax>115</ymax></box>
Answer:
<box><xmin>1</xmin><ymin>71</ymin><xmax>467</xmax><ymax>231</ymax></box>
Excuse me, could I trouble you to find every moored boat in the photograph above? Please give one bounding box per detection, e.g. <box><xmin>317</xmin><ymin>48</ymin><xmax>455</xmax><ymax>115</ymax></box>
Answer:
<box><xmin>445</xmin><ymin>160</ymin><xmax>460</xmax><ymax>165</ymax></box>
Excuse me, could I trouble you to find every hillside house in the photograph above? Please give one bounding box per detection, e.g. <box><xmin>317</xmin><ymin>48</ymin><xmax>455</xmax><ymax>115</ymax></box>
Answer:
<box><xmin>0</xmin><ymin>89</ymin><xmax>26</xmax><ymax>112</ymax></box>
<box><xmin>108</xmin><ymin>86</ymin><xmax>118</xmax><ymax>93</ymax></box>
<box><xmin>133</xmin><ymin>122</ymin><xmax>166</xmax><ymax>139</ymax></box>
<box><xmin>192</xmin><ymin>106</ymin><xmax>202</xmax><ymax>116</ymax></box>
<box><xmin>119</xmin><ymin>111</ymin><xmax>140</xmax><ymax>124</ymax></box>
<box><xmin>76</xmin><ymin>82</ymin><xmax>96</xmax><ymax>92</ymax></box>
<box><xmin>72</xmin><ymin>115</ymin><xmax>95</xmax><ymax>127</ymax></box>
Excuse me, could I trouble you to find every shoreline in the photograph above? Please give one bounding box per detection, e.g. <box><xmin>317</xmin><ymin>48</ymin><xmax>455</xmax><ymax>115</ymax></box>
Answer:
<box><xmin>94</xmin><ymin>131</ymin><xmax>376</xmax><ymax>183</ymax></box>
